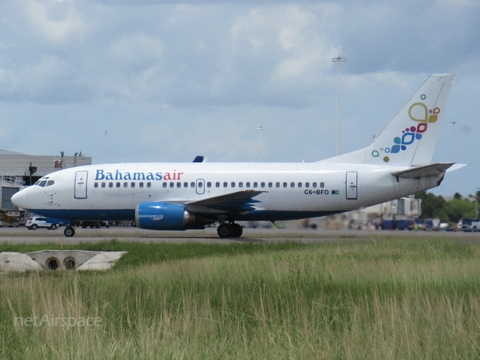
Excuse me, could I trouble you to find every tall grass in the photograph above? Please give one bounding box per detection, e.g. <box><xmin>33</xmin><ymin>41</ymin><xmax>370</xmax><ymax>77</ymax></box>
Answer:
<box><xmin>2</xmin><ymin>238</ymin><xmax>480</xmax><ymax>359</ymax></box>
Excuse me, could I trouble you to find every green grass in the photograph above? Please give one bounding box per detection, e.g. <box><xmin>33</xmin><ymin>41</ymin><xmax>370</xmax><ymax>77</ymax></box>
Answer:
<box><xmin>2</xmin><ymin>237</ymin><xmax>480</xmax><ymax>359</ymax></box>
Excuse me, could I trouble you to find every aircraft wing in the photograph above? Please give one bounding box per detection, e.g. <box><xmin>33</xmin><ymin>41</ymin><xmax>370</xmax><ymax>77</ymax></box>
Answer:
<box><xmin>391</xmin><ymin>163</ymin><xmax>455</xmax><ymax>179</ymax></box>
<box><xmin>184</xmin><ymin>190</ymin><xmax>266</xmax><ymax>212</ymax></box>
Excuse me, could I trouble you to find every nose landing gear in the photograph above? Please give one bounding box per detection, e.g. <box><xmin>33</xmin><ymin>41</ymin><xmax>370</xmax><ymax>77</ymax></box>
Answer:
<box><xmin>64</xmin><ymin>226</ymin><xmax>76</xmax><ymax>237</ymax></box>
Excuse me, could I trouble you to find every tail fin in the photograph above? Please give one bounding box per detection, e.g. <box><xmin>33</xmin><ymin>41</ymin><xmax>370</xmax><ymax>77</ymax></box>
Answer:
<box><xmin>321</xmin><ymin>74</ymin><xmax>453</xmax><ymax>166</ymax></box>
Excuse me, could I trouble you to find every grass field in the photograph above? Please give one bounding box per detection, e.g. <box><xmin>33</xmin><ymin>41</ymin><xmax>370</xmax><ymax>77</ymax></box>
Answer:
<box><xmin>1</xmin><ymin>236</ymin><xmax>480</xmax><ymax>359</ymax></box>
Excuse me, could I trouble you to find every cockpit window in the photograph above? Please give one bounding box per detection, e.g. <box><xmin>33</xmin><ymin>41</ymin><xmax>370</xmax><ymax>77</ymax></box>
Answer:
<box><xmin>46</xmin><ymin>180</ymin><xmax>55</xmax><ymax>187</ymax></box>
<box><xmin>38</xmin><ymin>181</ymin><xmax>47</xmax><ymax>187</ymax></box>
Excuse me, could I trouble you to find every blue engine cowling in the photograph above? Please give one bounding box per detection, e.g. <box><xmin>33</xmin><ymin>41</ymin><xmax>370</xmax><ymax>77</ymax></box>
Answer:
<box><xmin>135</xmin><ymin>202</ymin><xmax>199</xmax><ymax>230</ymax></box>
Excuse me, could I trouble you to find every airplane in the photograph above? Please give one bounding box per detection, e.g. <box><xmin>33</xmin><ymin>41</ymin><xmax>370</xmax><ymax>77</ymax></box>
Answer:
<box><xmin>12</xmin><ymin>74</ymin><xmax>459</xmax><ymax>238</ymax></box>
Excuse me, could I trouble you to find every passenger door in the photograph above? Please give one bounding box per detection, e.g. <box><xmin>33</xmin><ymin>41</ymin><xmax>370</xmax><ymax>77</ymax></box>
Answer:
<box><xmin>74</xmin><ymin>171</ymin><xmax>88</xmax><ymax>199</ymax></box>
<box><xmin>346</xmin><ymin>171</ymin><xmax>358</xmax><ymax>200</ymax></box>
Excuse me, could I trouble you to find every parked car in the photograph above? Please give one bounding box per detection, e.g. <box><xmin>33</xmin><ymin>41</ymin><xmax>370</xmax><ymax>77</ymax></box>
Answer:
<box><xmin>25</xmin><ymin>216</ymin><xmax>58</xmax><ymax>230</ymax></box>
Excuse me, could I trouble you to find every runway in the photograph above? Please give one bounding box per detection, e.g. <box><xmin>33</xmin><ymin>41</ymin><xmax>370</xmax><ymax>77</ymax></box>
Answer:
<box><xmin>0</xmin><ymin>226</ymin><xmax>478</xmax><ymax>245</ymax></box>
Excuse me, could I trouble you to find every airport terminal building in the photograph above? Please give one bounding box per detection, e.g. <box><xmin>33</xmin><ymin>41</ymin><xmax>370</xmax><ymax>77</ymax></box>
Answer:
<box><xmin>0</xmin><ymin>150</ymin><xmax>92</xmax><ymax>224</ymax></box>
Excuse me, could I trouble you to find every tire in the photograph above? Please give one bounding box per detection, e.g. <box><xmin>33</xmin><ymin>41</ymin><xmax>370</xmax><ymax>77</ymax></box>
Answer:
<box><xmin>217</xmin><ymin>223</ymin><xmax>232</xmax><ymax>238</ymax></box>
<box><xmin>50</xmin><ymin>224</ymin><xmax>57</xmax><ymax>230</ymax></box>
<box><xmin>231</xmin><ymin>223</ymin><xmax>243</xmax><ymax>238</ymax></box>
<box><xmin>31</xmin><ymin>224</ymin><xmax>37</xmax><ymax>230</ymax></box>
<box><xmin>64</xmin><ymin>227</ymin><xmax>75</xmax><ymax>237</ymax></box>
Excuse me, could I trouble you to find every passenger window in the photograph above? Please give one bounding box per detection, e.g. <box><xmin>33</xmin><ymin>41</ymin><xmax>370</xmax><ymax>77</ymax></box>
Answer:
<box><xmin>276</xmin><ymin>182</ymin><xmax>280</xmax><ymax>188</ymax></box>
<box><xmin>268</xmin><ymin>182</ymin><xmax>273</xmax><ymax>188</ymax></box>
<box><xmin>94</xmin><ymin>182</ymin><xmax>98</xmax><ymax>188</ymax></box>
<box><xmin>253</xmin><ymin>182</ymin><xmax>258</xmax><ymax>187</ymax></box>
<box><xmin>191</xmin><ymin>182</ymin><xmax>195</xmax><ymax>188</ymax></box>
<box><xmin>239</xmin><ymin>182</ymin><xmax>243</xmax><ymax>188</ymax></box>
<box><xmin>312</xmin><ymin>182</ymin><xmax>317</xmax><ymax>188</ymax></box>
<box><xmin>117</xmin><ymin>182</ymin><xmax>121</xmax><ymax>188</ymax></box>
<box><xmin>320</xmin><ymin>182</ymin><xmax>325</xmax><ymax>188</ymax></box>
<box><xmin>198</xmin><ymin>182</ymin><xmax>203</xmax><ymax>188</ymax></box>
<box><xmin>207</xmin><ymin>182</ymin><xmax>212</xmax><ymax>188</ymax></box>
<box><xmin>102</xmin><ymin>182</ymin><xmax>106</xmax><ymax>188</ymax></box>
<box><xmin>123</xmin><ymin>182</ymin><xmax>128</xmax><ymax>188</ymax></box>
<box><xmin>176</xmin><ymin>182</ymin><xmax>181</xmax><ymax>188</ymax></box>
<box><xmin>298</xmin><ymin>182</ymin><xmax>302</xmax><ymax>188</ymax></box>
<box><xmin>246</xmin><ymin>182</ymin><xmax>251</xmax><ymax>188</ymax></box>
<box><xmin>223</xmin><ymin>182</ymin><xmax>228</xmax><ymax>188</ymax></box>
<box><xmin>305</xmin><ymin>182</ymin><xmax>310</xmax><ymax>188</ymax></box>
<box><xmin>290</xmin><ymin>182</ymin><xmax>295</xmax><ymax>188</ymax></box>
<box><xmin>261</xmin><ymin>182</ymin><xmax>265</xmax><ymax>188</ymax></box>
<box><xmin>131</xmin><ymin>182</ymin><xmax>136</xmax><ymax>188</ymax></box>
<box><xmin>283</xmin><ymin>182</ymin><xmax>287</xmax><ymax>188</ymax></box>
<box><xmin>216</xmin><ymin>182</ymin><xmax>220</xmax><ymax>188</ymax></box>
<box><xmin>169</xmin><ymin>182</ymin><xmax>174</xmax><ymax>188</ymax></box>
<box><xmin>162</xmin><ymin>183</ymin><xmax>167</xmax><ymax>188</ymax></box>
<box><xmin>109</xmin><ymin>182</ymin><xmax>113</xmax><ymax>188</ymax></box>
<box><xmin>184</xmin><ymin>182</ymin><xmax>188</xmax><ymax>188</ymax></box>
<box><xmin>147</xmin><ymin>182</ymin><xmax>152</xmax><ymax>188</ymax></box>
<box><xmin>139</xmin><ymin>182</ymin><xmax>144</xmax><ymax>188</ymax></box>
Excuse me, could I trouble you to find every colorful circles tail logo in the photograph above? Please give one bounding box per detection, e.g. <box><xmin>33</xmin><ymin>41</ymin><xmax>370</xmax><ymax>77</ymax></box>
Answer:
<box><xmin>371</xmin><ymin>94</ymin><xmax>441</xmax><ymax>163</ymax></box>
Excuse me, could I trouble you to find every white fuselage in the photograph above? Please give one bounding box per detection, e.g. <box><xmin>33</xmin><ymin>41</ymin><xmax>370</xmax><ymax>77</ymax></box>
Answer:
<box><xmin>12</xmin><ymin>161</ymin><xmax>442</xmax><ymax>222</ymax></box>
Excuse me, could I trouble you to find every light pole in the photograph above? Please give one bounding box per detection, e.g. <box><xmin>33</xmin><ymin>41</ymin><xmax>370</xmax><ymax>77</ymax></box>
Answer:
<box><xmin>476</xmin><ymin>188</ymin><xmax>479</xmax><ymax>219</ymax></box>
<box><xmin>450</xmin><ymin>121</ymin><xmax>458</xmax><ymax>195</ymax></box>
<box><xmin>103</xmin><ymin>131</ymin><xmax>110</xmax><ymax>163</ymax></box>
<box><xmin>332</xmin><ymin>56</ymin><xmax>347</xmax><ymax>155</ymax></box>
<box><xmin>256</xmin><ymin>127</ymin><xmax>265</xmax><ymax>162</ymax></box>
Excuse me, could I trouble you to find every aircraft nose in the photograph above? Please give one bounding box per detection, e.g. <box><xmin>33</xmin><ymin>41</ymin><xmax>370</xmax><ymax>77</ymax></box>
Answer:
<box><xmin>11</xmin><ymin>189</ymin><xmax>28</xmax><ymax>209</ymax></box>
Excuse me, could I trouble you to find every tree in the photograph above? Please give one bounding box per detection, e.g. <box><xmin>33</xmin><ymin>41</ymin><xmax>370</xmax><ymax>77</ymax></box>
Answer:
<box><xmin>415</xmin><ymin>191</ymin><xmax>476</xmax><ymax>224</ymax></box>
<box><xmin>415</xmin><ymin>191</ymin><xmax>448</xmax><ymax>220</ymax></box>
<box><xmin>446</xmin><ymin>198</ymin><xmax>474</xmax><ymax>222</ymax></box>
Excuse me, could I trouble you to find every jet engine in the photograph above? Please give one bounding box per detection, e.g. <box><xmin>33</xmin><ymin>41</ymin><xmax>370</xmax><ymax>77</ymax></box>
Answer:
<box><xmin>135</xmin><ymin>202</ymin><xmax>208</xmax><ymax>230</ymax></box>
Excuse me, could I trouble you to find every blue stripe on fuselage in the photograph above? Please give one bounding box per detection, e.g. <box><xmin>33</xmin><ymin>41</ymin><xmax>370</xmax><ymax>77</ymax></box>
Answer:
<box><xmin>24</xmin><ymin>209</ymin><xmax>343</xmax><ymax>222</ymax></box>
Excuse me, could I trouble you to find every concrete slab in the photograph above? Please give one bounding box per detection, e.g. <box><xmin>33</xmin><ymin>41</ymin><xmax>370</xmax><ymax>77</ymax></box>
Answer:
<box><xmin>0</xmin><ymin>250</ymin><xmax>126</xmax><ymax>272</ymax></box>
<box><xmin>77</xmin><ymin>252</ymin><xmax>127</xmax><ymax>271</ymax></box>
<box><xmin>27</xmin><ymin>250</ymin><xmax>98</xmax><ymax>270</ymax></box>
<box><xmin>0</xmin><ymin>252</ymin><xmax>42</xmax><ymax>272</ymax></box>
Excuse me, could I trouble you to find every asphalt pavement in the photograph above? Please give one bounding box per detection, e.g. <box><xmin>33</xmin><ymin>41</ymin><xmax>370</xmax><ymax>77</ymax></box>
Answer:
<box><xmin>0</xmin><ymin>226</ymin><xmax>479</xmax><ymax>245</ymax></box>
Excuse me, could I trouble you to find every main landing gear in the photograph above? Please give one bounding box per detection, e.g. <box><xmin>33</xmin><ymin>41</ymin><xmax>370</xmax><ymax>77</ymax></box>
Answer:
<box><xmin>217</xmin><ymin>223</ymin><xmax>243</xmax><ymax>238</ymax></box>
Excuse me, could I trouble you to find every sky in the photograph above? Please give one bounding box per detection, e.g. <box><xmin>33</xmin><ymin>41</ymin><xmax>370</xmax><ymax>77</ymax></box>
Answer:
<box><xmin>0</xmin><ymin>0</ymin><xmax>479</xmax><ymax>197</ymax></box>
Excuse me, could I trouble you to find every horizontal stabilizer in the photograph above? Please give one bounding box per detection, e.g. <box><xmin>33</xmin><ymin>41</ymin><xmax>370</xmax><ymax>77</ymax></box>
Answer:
<box><xmin>391</xmin><ymin>163</ymin><xmax>454</xmax><ymax>179</ymax></box>
<box><xmin>446</xmin><ymin>163</ymin><xmax>467</xmax><ymax>172</ymax></box>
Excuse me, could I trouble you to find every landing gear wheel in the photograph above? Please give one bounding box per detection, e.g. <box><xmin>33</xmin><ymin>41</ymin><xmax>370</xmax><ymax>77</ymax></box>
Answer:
<box><xmin>64</xmin><ymin>227</ymin><xmax>75</xmax><ymax>237</ymax></box>
<box><xmin>231</xmin><ymin>223</ymin><xmax>243</xmax><ymax>238</ymax></box>
<box><xmin>217</xmin><ymin>223</ymin><xmax>232</xmax><ymax>238</ymax></box>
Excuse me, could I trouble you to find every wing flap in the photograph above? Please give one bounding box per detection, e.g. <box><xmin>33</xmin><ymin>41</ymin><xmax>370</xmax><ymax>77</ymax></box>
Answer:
<box><xmin>185</xmin><ymin>190</ymin><xmax>266</xmax><ymax>212</ymax></box>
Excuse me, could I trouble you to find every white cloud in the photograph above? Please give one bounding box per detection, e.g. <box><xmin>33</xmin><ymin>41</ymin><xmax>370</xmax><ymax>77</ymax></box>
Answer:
<box><xmin>27</xmin><ymin>0</ymin><xmax>86</xmax><ymax>43</ymax></box>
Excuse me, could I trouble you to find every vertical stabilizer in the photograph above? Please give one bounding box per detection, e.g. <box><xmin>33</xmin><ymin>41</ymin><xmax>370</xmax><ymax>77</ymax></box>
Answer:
<box><xmin>321</xmin><ymin>74</ymin><xmax>453</xmax><ymax>166</ymax></box>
